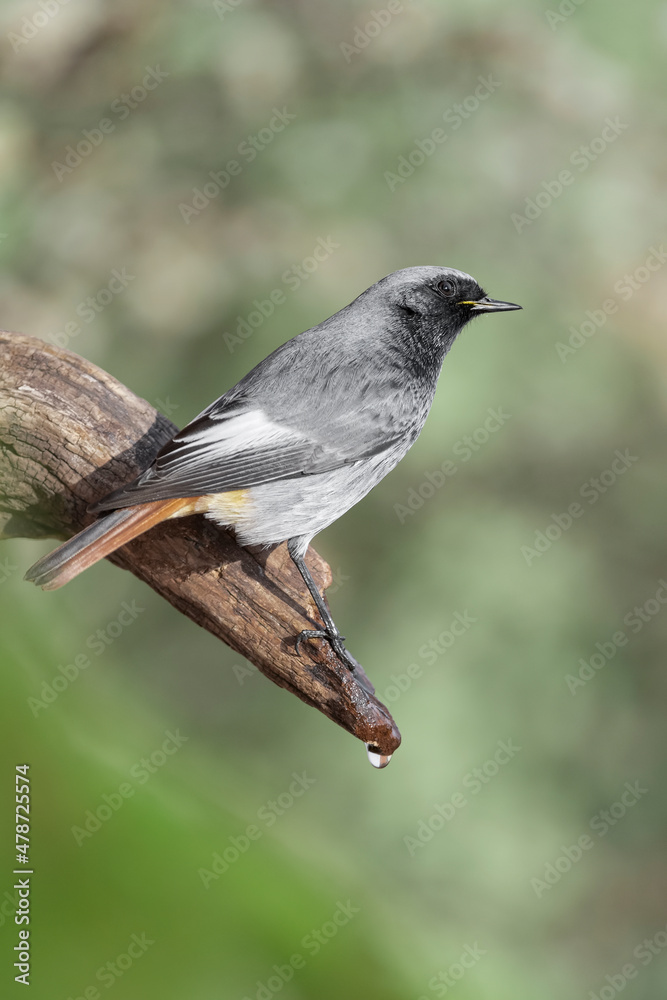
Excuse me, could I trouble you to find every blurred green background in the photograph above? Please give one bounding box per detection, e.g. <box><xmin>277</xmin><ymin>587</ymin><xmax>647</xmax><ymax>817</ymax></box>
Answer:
<box><xmin>2</xmin><ymin>0</ymin><xmax>667</xmax><ymax>997</ymax></box>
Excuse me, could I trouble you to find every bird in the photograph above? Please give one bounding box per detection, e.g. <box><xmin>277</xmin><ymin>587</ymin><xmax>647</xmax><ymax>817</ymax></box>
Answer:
<box><xmin>25</xmin><ymin>266</ymin><xmax>520</xmax><ymax>763</ymax></box>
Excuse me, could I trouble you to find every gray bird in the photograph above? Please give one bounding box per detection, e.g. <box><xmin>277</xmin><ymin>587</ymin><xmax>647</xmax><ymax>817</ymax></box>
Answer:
<box><xmin>25</xmin><ymin>266</ymin><xmax>521</xmax><ymax>763</ymax></box>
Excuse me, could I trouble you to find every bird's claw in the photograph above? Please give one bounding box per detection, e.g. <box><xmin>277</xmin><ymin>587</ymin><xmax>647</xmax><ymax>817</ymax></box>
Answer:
<box><xmin>295</xmin><ymin>627</ymin><xmax>349</xmax><ymax>663</ymax></box>
<box><xmin>294</xmin><ymin>628</ymin><xmax>376</xmax><ymax>695</ymax></box>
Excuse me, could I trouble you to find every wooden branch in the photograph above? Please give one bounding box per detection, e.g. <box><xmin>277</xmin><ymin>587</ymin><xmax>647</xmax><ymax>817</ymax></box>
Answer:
<box><xmin>0</xmin><ymin>332</ymin><xmax>401</xmax><ymax>760</ymax></box>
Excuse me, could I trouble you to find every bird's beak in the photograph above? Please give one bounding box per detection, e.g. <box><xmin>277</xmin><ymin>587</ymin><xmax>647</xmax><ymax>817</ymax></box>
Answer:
<box><xmin>459</xmin><ymin>296</ymin><xmax>522</xmax><ymax>314</ymax></box>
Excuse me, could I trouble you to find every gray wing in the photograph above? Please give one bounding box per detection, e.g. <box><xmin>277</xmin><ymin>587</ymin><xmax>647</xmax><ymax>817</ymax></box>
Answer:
<box><xmin>91</xmin><ymin>330</ymin><xmax>426</xmax><ymax>512</ymax></box>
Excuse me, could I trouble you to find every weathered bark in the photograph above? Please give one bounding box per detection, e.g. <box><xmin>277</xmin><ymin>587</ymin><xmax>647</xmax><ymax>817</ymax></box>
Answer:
<box><xmin>0</xmin><ymin>332</ymin><xmax>401</xmax><ymax>758</ymax></box>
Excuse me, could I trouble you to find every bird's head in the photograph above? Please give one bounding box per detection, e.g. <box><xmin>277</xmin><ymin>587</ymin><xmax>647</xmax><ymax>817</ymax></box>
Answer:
<box><xmin>378</xmin><ymin>266</ymin><xmax>522</xmax><ymax>340</ymax></box>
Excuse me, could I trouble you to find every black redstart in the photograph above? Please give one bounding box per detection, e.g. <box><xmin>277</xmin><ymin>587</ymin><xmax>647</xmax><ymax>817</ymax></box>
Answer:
<box><xmin>25</xmin><ymin>266</ymin><xmax>521</xmax><ymax>765</ymax></box>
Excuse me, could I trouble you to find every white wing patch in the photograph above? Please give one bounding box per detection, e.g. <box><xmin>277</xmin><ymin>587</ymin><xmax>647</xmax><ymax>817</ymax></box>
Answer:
<box><xmin>90</xmin><ymin>399</ymin><xmax>394</xmax><ymax>513</ymax></box>
<box><xmin>159</xmin><ymin>408</ymin><xmax>307</xmax><ymax>470</ymax></box>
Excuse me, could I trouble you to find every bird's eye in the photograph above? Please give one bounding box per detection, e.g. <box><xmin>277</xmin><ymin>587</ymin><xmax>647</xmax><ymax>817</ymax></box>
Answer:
<box><xmin>437</xmin><ymin>278</ymin><xmax>456</xmax><ymax>297</ymax></box>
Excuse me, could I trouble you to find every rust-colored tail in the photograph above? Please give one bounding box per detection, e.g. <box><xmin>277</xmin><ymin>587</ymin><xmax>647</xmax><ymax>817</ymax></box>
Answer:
<box><xmin>24</xmin><ymin>498</ymin><xmax>193</xmax><ymax>591</ymax></box>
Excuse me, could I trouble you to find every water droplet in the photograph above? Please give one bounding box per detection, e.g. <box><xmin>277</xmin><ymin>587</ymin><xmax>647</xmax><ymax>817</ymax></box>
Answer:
<box><xmin>366</xmin><ymin>744</ymin><xmax>392</xmax><ymax>769</ymax></box>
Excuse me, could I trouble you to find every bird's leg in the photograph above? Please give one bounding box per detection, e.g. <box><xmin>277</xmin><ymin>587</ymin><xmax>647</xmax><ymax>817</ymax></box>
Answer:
<box><xmin>287</xmin><ymin>539</ymin><xmax>358</xmax><ymax>674</ymax></box>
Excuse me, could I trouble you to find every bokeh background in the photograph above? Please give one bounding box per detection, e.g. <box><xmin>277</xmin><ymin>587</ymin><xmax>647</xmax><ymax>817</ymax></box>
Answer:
<box><xmin>2</xmin><ymin>1</ymin><xmax>667</xmax><ymax>997</ymax></box>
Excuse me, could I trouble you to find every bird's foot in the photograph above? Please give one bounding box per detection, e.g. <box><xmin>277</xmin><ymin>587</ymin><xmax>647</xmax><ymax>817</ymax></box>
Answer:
<box><xmin>295</xmin><ymin>628</ymin><xmax>375</xmax><ymax>694</ymax></box>
<box><xmin>296</xmin><ymin>627</ymin><xmax>349</xmax><ymax>664</ymax></box>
